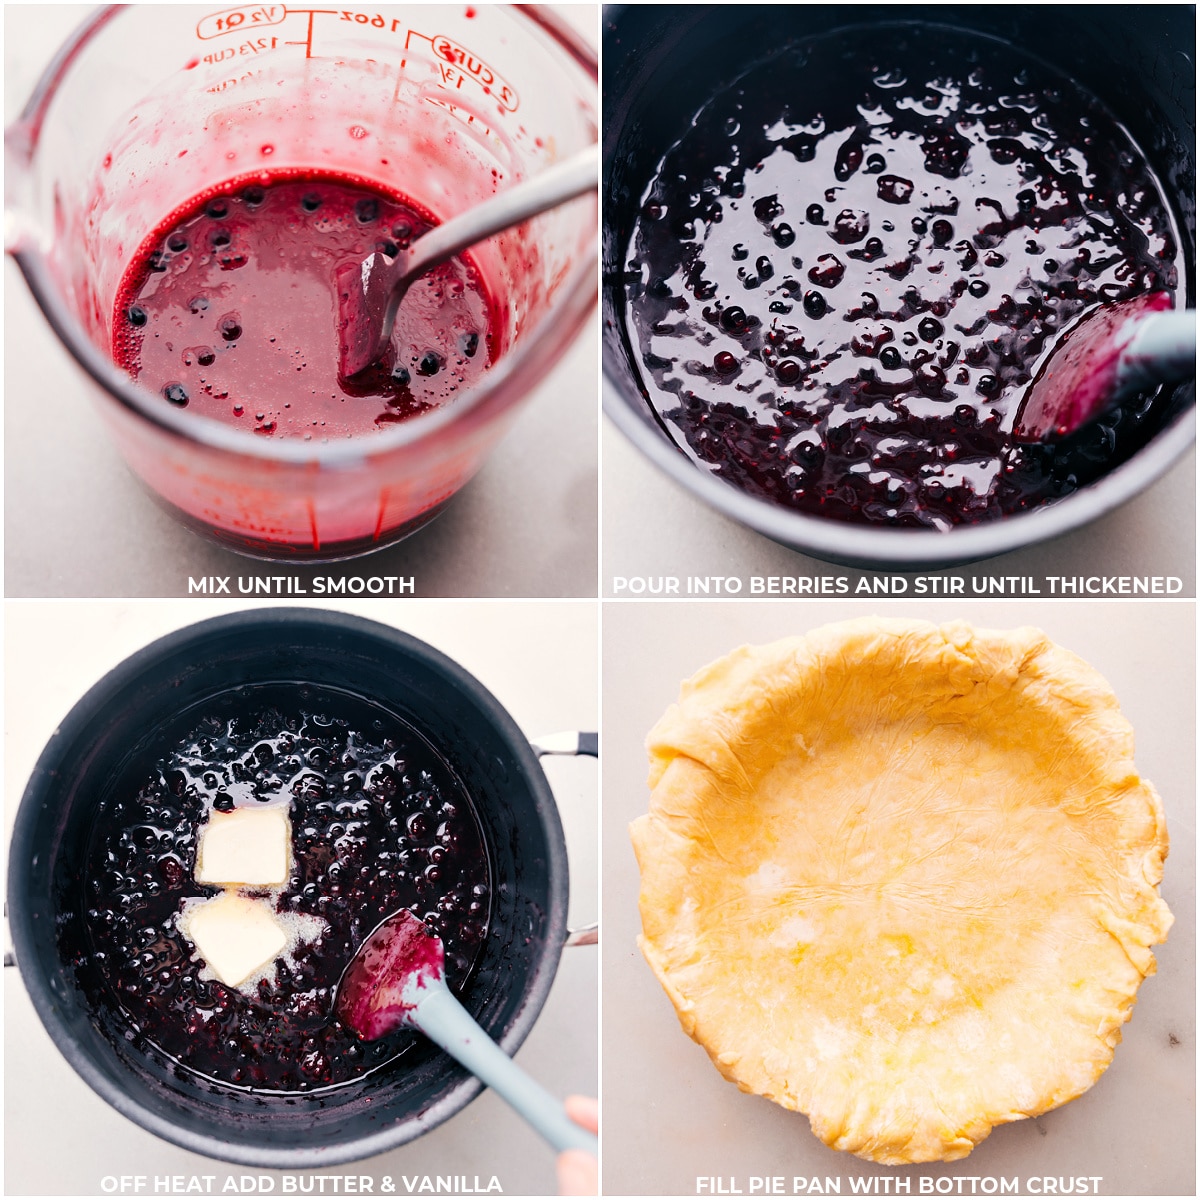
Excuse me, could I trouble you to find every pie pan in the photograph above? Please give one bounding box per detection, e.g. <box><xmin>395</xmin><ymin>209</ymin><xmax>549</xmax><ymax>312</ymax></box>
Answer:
<box><xmin>631</xmin><ymin>617</ymin><xmax>1172</xmax><ymax>1164</ymax></box>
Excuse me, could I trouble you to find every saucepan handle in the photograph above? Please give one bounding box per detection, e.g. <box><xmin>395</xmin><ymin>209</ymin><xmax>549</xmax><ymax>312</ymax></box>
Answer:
<box><xmin>531</xmin><ymin>731</ymin><xmax>598</xmax><ymax>946</ymax></box>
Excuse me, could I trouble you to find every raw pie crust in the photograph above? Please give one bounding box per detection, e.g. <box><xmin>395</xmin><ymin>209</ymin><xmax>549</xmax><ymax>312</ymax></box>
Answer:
<box><xmin>631</xmin><ymin>618</ymin><xmax>1172</xmax><ymax>1164</ymax></box>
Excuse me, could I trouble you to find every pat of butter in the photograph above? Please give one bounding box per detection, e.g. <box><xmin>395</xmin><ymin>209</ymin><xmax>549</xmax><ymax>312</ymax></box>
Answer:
<box><xmin>196</xmin><ymin>805</ymin><xmax>291</xmax><ymax>887</ymax></box>
<box><xmin>179</xmin><ymin>892</ymin><xmax>288</xmax><ymax>988</ymax></box>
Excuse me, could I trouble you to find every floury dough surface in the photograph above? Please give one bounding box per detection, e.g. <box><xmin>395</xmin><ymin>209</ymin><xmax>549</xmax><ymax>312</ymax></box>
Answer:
<box><xmin>632</xmin><ymin>617</ymin><xmax>1172</xmax><ymax>1164</ymax></box>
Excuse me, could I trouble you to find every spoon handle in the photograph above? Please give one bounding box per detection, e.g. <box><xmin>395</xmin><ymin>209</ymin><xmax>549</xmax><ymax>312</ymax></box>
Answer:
<box><xmin>413</xmin><ymin>980</ymin><xmax>599</xmax><ymax>1155</ymax></box>
<box><xmin>405</xmin><ymin>147</ymin><xmax>598</xmax><ymax>280</ymax></box>
<box><xmin>1120</xmin><ymin>309</ymin><xmax>1197</xmax><ymax>391</ymax></box>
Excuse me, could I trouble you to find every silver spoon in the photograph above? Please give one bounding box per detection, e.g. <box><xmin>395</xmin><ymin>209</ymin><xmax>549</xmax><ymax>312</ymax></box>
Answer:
<box><xmin>1013</xmin><ymin>291</ymin><xmax>1195</xmax><ymax>443</ymax></box>
<box><xmin>336</xmin><ymin>148</ymin><xmax>598</xmax><ymax>378</ymax></box>
<box><xmin>335</xmin><ymin>907</ymin><xmax>597</xmax><ymax>1155</ymax></box>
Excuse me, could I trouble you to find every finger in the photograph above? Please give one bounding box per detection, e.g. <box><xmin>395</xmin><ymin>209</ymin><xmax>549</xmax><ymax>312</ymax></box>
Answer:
<box><xmin>564</xmin><ymin>1094</ymin><xmax>599</xmax><ymax>1133</ymax></box>
<box><xmin>557</xmin><ymin>1148</ymin><xmax>598</xmax><ymax>1196</ymax></box>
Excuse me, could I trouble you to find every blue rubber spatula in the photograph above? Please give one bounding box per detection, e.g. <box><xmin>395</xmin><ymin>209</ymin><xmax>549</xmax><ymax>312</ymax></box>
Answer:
<box><xmin>336</xmin><ymin>908</ymin><xmax>597</xmax><ymax>1155</ymax></box>
<box><xmin>1013</xmin><ymin>291</ymin><xmax>1195</xmax><ymax>442</ymax></box>
<box><xmin>336</xmin><ymin>147</ymin><xmax>598</xmax><ymax>378</ymax></box>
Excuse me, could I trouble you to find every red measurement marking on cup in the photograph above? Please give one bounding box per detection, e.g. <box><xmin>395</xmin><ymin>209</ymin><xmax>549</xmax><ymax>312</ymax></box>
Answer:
<box><xmin>197</xmin><ymin>4</ymin><xmax>286</xmax><ymax>39</ymax></box>
<box><xmin>406</xmin><ymin>30</ymin><xmax>519</xmax><ymax>112</ymax></box>
<box><xmin>200</xmin><ymin>36</ymin><xmax>280</xmax><ymax>69</ymax></box>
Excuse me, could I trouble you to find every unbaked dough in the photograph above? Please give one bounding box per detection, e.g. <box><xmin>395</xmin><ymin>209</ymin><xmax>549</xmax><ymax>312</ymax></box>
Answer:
<box><xmin>631</xmin><ymin>618</ymin><xmax>1171</xmax><ymax>1164</ymax></box>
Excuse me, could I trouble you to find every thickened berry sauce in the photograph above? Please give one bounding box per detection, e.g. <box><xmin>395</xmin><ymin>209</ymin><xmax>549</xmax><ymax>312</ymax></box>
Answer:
<box><xmin>626</xmin><ymin>25</ymin><xmax>1181</xmax><ymax>529</ymax></box>
<box><xmin>80</xmin><ymin>685</ymin><xmax>490</xmax><ymax>1093</ymax></box>
<box><xmin>113</xmin><ymin>173</ymin><xmax>496</xmax><ymax>439</ymax></box>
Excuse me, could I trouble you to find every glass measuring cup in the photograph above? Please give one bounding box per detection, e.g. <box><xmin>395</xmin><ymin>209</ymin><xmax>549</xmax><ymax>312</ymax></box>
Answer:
<box><xmin>6</xmin><ymin>4</ymin><xmax>597</xmax><ymax>560</ymax></box>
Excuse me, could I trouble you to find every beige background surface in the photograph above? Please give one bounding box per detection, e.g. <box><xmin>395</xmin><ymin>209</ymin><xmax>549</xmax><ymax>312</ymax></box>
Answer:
<box><xmin>4</xmin><ymin>598</ymin><xmax>598</xmax><ymax>1196</ymax></box>
<box><xmin>602</xmin><ymin>600</ymin><xmax>1196</xmax><ymax>1195</ymax></box>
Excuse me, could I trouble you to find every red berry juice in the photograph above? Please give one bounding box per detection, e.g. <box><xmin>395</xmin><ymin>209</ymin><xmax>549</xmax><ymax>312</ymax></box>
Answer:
<box><xmin>113</xmin><ymin>173</ymin><xmax>497</xmax><ymax>440</ymax></box>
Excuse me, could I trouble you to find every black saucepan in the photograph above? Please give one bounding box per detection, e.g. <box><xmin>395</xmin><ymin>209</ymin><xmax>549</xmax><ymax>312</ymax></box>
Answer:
<box><xmin>8</xmin><ymin>607</ymin><xmax>588</xmax><ymax>1167</ymax></box>
<box><xmin>603</xmin><ymin>3</ymin><xmax>1196</xmax><ymax>569</ymax></box>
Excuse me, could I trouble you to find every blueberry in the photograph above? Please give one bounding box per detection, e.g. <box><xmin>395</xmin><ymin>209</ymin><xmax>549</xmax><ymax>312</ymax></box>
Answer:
<box><xmin>301</xmin><ymin>193</ymin><xmax>322</xmax><ymax>212</ymax></box>
<box><xmin>205</xmin><ymin>199</ymin><xmax>229</xmax><ymax>219</ymax></box>
<box><xmin>354</xmin><ymin>198</ymin><xmax>379</xmax><ymax>223</ymax></box>
<box><xmin>127</xmin><ymin>306</ymin><xmax>148</xmax><ymax>327</ymax></box>
<box><xmin>417</xmin><ymin>351</ymin><xmax>442</xmax><ymax>376</ymax></box>
<box><xmin>803</xmin><ymin>291</ymin><xmax>827</xmax><ymax>319</ymax></box>
<box><xmin>162</xmin><ymin>383</ymin><xmax>189</xmax><ymax>406</ymax></box>
<box><xmin>720</xmin><ymin>306</ymin><xmax>747</xmax><ymax>332</ymax></box>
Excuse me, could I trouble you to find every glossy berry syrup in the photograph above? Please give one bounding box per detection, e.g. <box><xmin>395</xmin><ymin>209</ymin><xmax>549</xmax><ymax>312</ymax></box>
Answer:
<box><xmin>626</xmin><ymin>25</ymin><xmax>1181</xmax><ymax>529</ymax></box>
<box><xmin>80</xmin><ymin>685</ymin><xmax>490</xmax><ymax>1093</ymax></box>
<box><xmin>113</xmin><ymin>173</ymin><xmax>496</xmax><ymax>438</ymax></box>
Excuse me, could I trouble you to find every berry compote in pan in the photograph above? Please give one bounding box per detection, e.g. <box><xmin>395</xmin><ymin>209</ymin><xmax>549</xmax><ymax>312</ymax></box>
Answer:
<box><xmin>80</xmin><ymin>684</ymin><xmax>490</xmax><ymax>1092</ymax></box>
<box><xmin>113</xmin><ymin>173</ymin><xmax>497</xmax><ymax>439</ymax></box>
<box><xmin>625</xmin><ymin>24</ymin><xmax>1182</xmax><ymax>530</ymax></box>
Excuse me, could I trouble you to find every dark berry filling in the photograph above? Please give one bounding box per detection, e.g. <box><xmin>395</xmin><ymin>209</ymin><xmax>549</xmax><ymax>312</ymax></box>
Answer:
<box><xmin>79</xmin><ymin>686</ymin><xmax>490</xmax><ymax>1094</ymax></box>
<box><xmin>626</xmin><ymin>24</ymin><xmax>1181</xmax><ymax>530</ymax></box>
<box><xmin>112</xmin><ymin>174</ymin><xmax>494</xmax><ymax>439</ymax></box>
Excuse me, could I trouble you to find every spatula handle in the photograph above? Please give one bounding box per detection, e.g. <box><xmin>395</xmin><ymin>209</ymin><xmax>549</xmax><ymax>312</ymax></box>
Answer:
<box><xmin>1120</xmin><ymin>309</ymin><xmax>1197</xmax><ymax>391</ymax></box>
<box><xmin>406</xmin><ymin>147</ymin><xmax>598</xmax><ymax>278</ymax></box>
<box><xmin>413</xmin><ymin>981</ymin><xmax>599</xmax><ymax>1155</ymax></box>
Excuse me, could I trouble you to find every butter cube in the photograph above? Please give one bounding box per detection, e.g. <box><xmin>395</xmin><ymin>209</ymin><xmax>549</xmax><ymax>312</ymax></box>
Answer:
<box><xmin>196</xmin><ymin>805</ymin><xmax>291</xmax><ymax>887</ymax></box>
<box><xmin>179</xmin><ymin>892</ymin><xmax>288</xmax><ymax>987</ymax></box>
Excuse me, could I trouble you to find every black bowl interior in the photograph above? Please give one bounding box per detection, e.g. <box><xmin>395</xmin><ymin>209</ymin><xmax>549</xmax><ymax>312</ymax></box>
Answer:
<box><xmin>8</xmin><ymin>609</ymin><xmax>567</xmax><ymax>1166</ymax></box>
<box><xmin>602</xmin><ymin>3</ymin><xmax>1196</xmax><ymax>497</ymax></box>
